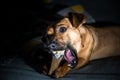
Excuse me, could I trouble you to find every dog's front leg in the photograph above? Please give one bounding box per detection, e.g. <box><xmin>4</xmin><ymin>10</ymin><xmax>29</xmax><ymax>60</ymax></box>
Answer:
<box><xmin>74</xmin><ymin>57</ymin><xmax>88</xmax><ymax>70</ymax></box>
<box><xmin>54</xmin><ymin>62</ymin><xmax>71</xmax><ymax>78</ymax></box>
<box><xmin>54</xmin><ymin>58</ymin><xmax>88</xmax><ymax>78</ymax></box>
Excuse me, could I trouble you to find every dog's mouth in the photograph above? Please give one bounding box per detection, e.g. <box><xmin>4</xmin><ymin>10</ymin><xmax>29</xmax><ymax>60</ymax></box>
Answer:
<box><xmin>51</xmin><ymin>46</ymin><xmax>78</xmax><ymax>68</ymax></box>
<box><xmin>64</xmin><ymin>48</ymin><xmax>78</xmax><ymax>68</ymax></box>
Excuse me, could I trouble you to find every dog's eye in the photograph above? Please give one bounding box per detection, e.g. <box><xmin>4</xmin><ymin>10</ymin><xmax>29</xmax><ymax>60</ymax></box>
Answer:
<box><xmin>59</xmin><ymin>27</ymin><xmax>67</xmax><ymax>33</ymax></box>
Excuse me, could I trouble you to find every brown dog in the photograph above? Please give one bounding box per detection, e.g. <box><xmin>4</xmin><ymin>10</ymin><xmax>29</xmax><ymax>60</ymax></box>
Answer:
<box><xmin>44</xmin><ymin>12</ymin><xmax>120</xmax><ymax>78</ymax></box>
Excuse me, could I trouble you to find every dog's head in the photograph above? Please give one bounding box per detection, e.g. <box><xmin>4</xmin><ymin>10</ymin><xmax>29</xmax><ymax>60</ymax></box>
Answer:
<box><xmin>45</xmin><ymin>12</ymin><xmax>86</xmax><ymax>68</ymax></box>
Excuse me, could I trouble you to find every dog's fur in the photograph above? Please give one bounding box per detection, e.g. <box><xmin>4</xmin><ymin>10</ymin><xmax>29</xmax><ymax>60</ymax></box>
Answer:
<box><xmin>45</xmin><ymin>13</ymin><xmax>120</xmax><ymax>78</ymax></box>
<box><xmin>24</xmin><ymin>13</ymin><xmax>120</xmax><ymax>78</ymax></box>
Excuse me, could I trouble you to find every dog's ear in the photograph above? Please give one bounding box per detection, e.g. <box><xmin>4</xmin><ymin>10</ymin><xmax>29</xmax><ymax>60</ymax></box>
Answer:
<box><xmin>67</xmin><ymin>12</ymin><xmax>86</xmax><ymax>27</ymax></box>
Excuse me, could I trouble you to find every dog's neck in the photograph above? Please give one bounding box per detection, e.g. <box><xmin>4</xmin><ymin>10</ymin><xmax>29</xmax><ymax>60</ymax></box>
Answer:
<box><xmin>85</xmin><ymin>26</ymin><xmax>98</xmax><ymax>51</ymax></box>
<box><xmin>77</xmin><ymin>25</ymin><xmax>96</xmax><ymax>59</ymax></box>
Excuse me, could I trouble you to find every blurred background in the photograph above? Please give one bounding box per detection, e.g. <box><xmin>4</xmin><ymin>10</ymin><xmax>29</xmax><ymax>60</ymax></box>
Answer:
<box><xmin>5</xmin><ymin>0</ymin><xmax>120</xmax><ymax>56</ymax></box>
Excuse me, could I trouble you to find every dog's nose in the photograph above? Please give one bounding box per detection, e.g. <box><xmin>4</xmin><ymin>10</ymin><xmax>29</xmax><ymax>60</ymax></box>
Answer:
<box><xmin>48</xmin><ymin>43</ymin><xmax>57</xmax><ymax>50</ymax></box>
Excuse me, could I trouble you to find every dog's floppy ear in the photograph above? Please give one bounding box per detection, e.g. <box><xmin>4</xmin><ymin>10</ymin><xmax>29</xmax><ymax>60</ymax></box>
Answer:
<box><xmin>67</xmin><ymin>12</ymin><xmax>86</xmax><ymax>27</ymax></box>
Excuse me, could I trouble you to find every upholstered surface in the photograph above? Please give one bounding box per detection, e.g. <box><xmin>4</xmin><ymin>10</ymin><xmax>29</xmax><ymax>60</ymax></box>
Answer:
<box><xmin>0</xmin><ymin>56</ymin><xmax>120</xmax><ymax>80</ymax></box>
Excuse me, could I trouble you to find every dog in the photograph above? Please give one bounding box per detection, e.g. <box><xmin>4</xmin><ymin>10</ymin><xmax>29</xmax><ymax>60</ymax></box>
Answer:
<box><xmin>24</xmin><ymin>12</ymin><xmax>120</xmax><ymax>78</ymax></box>
<box><xmin>43</xmin><ymin>12</ymin><xmax>120</xmax><ymax>78</ymax></box>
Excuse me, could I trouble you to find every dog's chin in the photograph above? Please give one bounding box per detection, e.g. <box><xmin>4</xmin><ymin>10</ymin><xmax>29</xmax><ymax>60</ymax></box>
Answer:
<box><xmin>51</xmin><ymin>46</ymin><xmax>78</xmax><ymax>68</ymax></box>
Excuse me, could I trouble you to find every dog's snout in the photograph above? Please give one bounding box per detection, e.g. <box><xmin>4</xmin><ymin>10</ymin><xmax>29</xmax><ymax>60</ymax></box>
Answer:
<box><xmin>48</xmin><ymin>43</ymin><xmax>57</xmax><ymax>50</ymax></box>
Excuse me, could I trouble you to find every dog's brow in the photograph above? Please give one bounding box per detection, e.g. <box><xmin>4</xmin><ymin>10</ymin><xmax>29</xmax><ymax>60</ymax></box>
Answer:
<box><xmin>57</xmin><ymin>24</ymin><xmax>66</xmax><ymax>26</ymax></box>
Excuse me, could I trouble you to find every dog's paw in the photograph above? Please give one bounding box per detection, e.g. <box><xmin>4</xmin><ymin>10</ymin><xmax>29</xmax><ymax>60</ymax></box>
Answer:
<box><xmin>42</xmin><ymin>65</ymin><xmax>49</xmax><ymax>75</ymax></box>
<box><xmin>53</xmin><ymin>66</ymin><xmax>71</xmax><ymax>78</ymax></box>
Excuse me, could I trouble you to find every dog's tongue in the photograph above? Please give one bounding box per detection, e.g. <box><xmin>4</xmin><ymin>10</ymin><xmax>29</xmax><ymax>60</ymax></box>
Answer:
<box><xmin>64</xmin><ymin>49</ymin><xmax>77</xmax><ymax>68</ymax></box>
<box><xmin>64</xmin><ymin>49</ymin><xmax>75</xmax><ymax>63</ymax></box>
